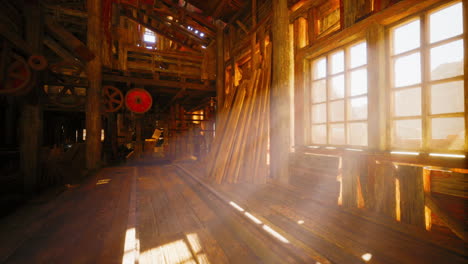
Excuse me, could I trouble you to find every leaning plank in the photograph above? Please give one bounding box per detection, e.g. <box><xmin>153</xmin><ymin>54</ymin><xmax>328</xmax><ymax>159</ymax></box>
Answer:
<box><xmin>425</xmin><ymin>194</ymin><xmax>467</xmax><ymax>241</ymax></box>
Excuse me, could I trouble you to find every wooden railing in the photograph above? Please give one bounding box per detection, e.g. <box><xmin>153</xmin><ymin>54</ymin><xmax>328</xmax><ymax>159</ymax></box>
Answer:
<box><xmin>118</xmin><ymin>46</ymin><xmax>204</xmax><ymax>79</ymax></box>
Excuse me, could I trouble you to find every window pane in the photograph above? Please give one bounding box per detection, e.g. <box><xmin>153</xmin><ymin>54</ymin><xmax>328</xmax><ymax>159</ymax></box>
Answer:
<box><xmin>330</xmin><ymin>74</ymin><xmax>345</xmax><ymax>99</ymax></box>
<box><xmin>394</xmin><ymin>52</ymin><xmax>421</xmax><ymax>87</ymax></box>
<box><xmin>393</xmin><ymin>19</ymin><xmax>420</xmax><ymax>54</ymax></box>
<box><xmin>350</xmin><ymin>68</ymin><xmax>368</xmax><ymax>96</ymax></box>
<box><xmin>312</xmin><ymin>103</ymin><xmax>326</xmax><ymax>123</ymax></box>
<box><xmin>430</xmin><ymin>39</ymin><xmax>464</xmax><ymax>80</ymax></box>
<box><xmin>431</xmin><ymin>81</ymin><xmax>464</xmax><ymax>114</ymax></box>
<box><xmin>330</xmin><ymin>124</ymin><xmax>345</xmax><ymax>145</ymax></box>
<box><xmin>312</xmin><ymin>125</ymin><xmax>327</xmax><ymax>144</ymax></box>
<box><xmin>394</xmin><ymin>87</ymin><xmax>421</xmax><ymax>117</ymax></box>
<box><xmin>393</xmin><ymin>119</ymin><xmax>422</xmax><ymax>149</ymax></box>
<box><xmin>330</xmin><ymin>50</ymin><xmax>344</xmax><ymax>74</ymax></box>
<box><xmin>349</xmin><ymin>96</ymin><xmax>368</xmax><ymax>120</ymax></box>
<box><xmin>430</xmin><ymin>2</ymin><xmax>463</xmax><ymax>43</ymax></box>
<box><xmin>348</xmin><ymin>122</ymin><xmax>367</xmax><ymax>146</ymax></box>
<box><xmin>312</xmin><ymin>80</ymin><xmax>327</xmax><ymax>103</ymax></box>
<box><xmin>431</xmin><ymin>117</ymin><xmax>465</xmax><ymax>150</ymax></box>
<box><xmin>350</xmin><ymin>42</ymin><xmax>367</xmax><ymax>68</ymax></box>
<box><xmin>312</xmin><ymin>57</ymin><xmax>327</xmax><ymax>79</ymax></box>
<box><xmin>330</xmin><ymin>100</ymin><xmax>344</xmax><ymax>122</ymax></box>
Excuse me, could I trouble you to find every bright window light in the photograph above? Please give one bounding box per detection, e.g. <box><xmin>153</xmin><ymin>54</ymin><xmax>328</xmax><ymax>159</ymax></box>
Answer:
<box><xmin>362</xmin><ymin>253</ymin><xmax>372</xmax><ymax>262</ymax></box>
<box><xmin>245</xmin><ymin>212</ymin><xmax>262</xmax><ymax>224</ymax></box>
<box><xmin>297</xmin><ymin>220</ymin><xmax>304</xmax><ymax>224</ymax></box>
<box><xmin>391</xmin><ymin>151</ymin><xmax>420</xmax><ymax>156</ymax></box>
<box><xmin>429</xmin><ymin>153</ymin><xmax>465</xmax><ymax>158</ymax></box>
<box><xmin>229</xmin><ymin>201</ymin><xmax>244</xmax><ymax>212</ymax></box>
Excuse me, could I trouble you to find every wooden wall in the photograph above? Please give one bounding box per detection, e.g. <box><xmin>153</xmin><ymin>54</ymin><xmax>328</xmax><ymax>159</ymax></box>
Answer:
<box><xmin>289</xmin><ymin>0</ymin><xmax>467</xmax><ymax>241</ymax></box>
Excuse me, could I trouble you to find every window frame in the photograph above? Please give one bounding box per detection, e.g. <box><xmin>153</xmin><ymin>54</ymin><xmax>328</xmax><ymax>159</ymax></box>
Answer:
<box><xmin>387</xmin><ymin>0</ymin><xmax>466</xmax><ymax>154</ymax></box>
<box><xmin>308</xmin><ymin>39</ymin><xmax>369</xmax><ymax>148</ymax></box>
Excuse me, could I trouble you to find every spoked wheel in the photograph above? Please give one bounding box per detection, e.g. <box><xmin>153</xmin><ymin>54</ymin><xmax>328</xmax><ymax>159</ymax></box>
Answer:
<box><xmin>103</xmin><ymin>85</ymin><xmax>124</xmax><ymax>112</ymax></box>
<box><xmin>0</xmin><ymin>57</ymin><xmax>32</xmax><ymax>95</ymax></box>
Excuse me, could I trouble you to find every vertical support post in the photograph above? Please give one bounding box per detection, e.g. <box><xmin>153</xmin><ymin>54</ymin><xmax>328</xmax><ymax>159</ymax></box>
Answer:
<box><xmin>21</xmin><ymin>1</ymin><xmax>43</xmax><ymax>193</ymax></box>
<box><xmin>271</xmin><ymin>0</ymin><xmax>291</xmax><ymax>183</ymax></box>
<box><xmin>397</xmin><ymin>165</ymin><xmax>425</xmax><ymax>228</ymax></box>
<box><xmin>135</xmin><ymin>115</ymin><xmax>142</xmax><ymax>159</ymax></box>
<box><xmin>215</xmin><ymin>20</ymin><xmax>225</xmax><ymax>112</ymax></box>
<box><xmin>86</xmin><ymin>0</ymin><xmax>103</xmax><ymax>170</ymax></box>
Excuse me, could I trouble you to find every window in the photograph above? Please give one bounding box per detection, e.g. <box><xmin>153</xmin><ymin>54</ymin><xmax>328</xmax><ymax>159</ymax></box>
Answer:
<box><xmin>143</xmin><ymin>28</ymin><xmax>156</xmax><ymax>43</ymax></box>
<box><xmin>310</xmin><ymin>41</ymin><xmax>368</xmax><ymax>146</ymax></box>
<box><xmin>390</xmin><ymin>1</ymin><xmax>465</xmax><ymax>153</ymax></box>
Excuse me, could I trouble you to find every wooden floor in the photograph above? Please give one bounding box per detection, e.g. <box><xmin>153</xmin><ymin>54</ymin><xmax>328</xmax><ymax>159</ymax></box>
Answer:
<box><xmin>0</xmin><ymin>163</ymin><xmax>312</xmax><ymax>263</ymax></box>
<box><xmin>179</xmin><ymin>162</ymin><xmax>467</xmax><ymax>264</ymax></box>
<box><xmin>0</xmin><ymin>161</ymin><xmax>465</xmax><ymax>264</ymax></box>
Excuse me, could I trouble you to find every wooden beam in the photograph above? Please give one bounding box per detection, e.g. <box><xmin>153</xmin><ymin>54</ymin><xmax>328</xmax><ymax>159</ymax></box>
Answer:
<box><xmin>44</xmin><ymin>5</ymin><xmax>88</xmax><ymax>18</ymax></box>
<box><xmin>85</xmin><ymin>0</ymin><xmax>102</xmax><ymax>170</ymax></box>
<box><xmin>45</xmin><ymin>18</ymin><xmax>95</xmax><ymax>61</ymax></box>
<box><xmin>21</xmin><ymin>1</ymin><xmax>44</xmax><ymax>193</ymax></box>
<box><xmin>270</xmin><ymin>0</ymin><xmax>291</xmax><ymax>184</ymax></box>
<box><xmin>102</xmin><ymin>74</ymin><xmax>213</xmax><ymax>91</ymax></box>
<box><xmin>215</xmin><ymin>20</ymin><xmax>225</xmax><ymax>109</ymax></box>
<box><xmin>43</xmin><ymin>36</ymin><xmax>84</xmax><ymax>66</ymax></box>
<box><xmin>0</xmin><ymin>23</ymin><xmax>33</xmax><ymax>55</ymax></box>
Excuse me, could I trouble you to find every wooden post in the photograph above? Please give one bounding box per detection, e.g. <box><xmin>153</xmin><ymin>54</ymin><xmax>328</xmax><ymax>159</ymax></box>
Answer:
<box><xmin>21</xmin><ymin>1</ymin><xmax>43</xmax><ymax>193</ymax></box>
<box><xmin>86</xmin><ymin>0</ymin><xmax>103</xmax><ymax>170</ymax></box>
<box><xmin>215</xmin><ymin>20</ymin><xmax>225</xmax><ymax>111</ymax></box>
<box><xmin>271</xmin><ymin>0</ymin><xmax>291</xmax><ymax>183</ymax></box>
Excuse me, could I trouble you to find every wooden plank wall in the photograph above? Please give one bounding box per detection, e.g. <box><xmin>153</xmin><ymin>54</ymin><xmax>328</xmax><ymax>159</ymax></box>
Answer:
<box><xmin>288</xmin><ymin>0</ymin><xmax>467</xmax><ymax>242</ymax></box>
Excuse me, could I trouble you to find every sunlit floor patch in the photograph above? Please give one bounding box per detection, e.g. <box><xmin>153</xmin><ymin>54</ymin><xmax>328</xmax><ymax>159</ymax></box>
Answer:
<box><xmin>139</xmin><ymin>233</ymin><xmax>210</xmax><ymax>264</ymax></box>
<box><xmin>362</xmin><ymin>253</ymin><xmax>372</xmax><ymax>262</ymax></box>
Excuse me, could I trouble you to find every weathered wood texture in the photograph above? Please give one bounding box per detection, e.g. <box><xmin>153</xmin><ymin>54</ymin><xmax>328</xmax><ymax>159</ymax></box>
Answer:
<box><xmin>85</xmin><ymin>0</ymin><xmax>103</xmax><ymax>170</ymax></box>
<box><xmin>180</xmin><ymin>162</ymin><xmax>467</xmax><ymax>263</ymax></box>
<box><xmin>271</xmin><ymin>0</ymin><xmax>291</xmax><ymax>184</ymax></box>
<box><xmin>216</xmin><ymin>20</ymin><xmax>225</xmax><ymax>110</ymax></box>
<box><xmin>206</xmin><ymin>36</ymin><xmax>271</xmax><ymax>184</ymax></box>
<box><xmin>396</xmin><ymin>166</ymin><xmax>425</xmax><ymax>228</ymax></box>
<box><xmin>20</xmin><ymin>2</ymin><xmax>43</xmax><ymax>193</ymax></box>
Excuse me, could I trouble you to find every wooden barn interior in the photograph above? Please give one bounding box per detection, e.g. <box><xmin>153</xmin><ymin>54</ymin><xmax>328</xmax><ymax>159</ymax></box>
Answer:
<box><xmin>0</xmin><ymin>0</ymin><xmax>466</xmax><ymax>263</ymax></box>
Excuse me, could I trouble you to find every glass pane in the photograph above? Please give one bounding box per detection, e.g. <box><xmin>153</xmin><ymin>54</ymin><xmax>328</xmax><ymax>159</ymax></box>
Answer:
<box><xmin>312</xmin><ymin>125</ymin><xmax>327</xmax><ymax>144</ymax></box>
<box><xmin>330</xmin><ymin>124</ymin><xmax>345</xmax><ymax>145</ymax></box>
<box><xmin>393</xmin><ymin>119</ymin><xmax>422</xmax><ymax>149</ymax></box>
<box><xmin>394</xmin><ymin>52</ymin><xmax>421</xmax><ymax>87</ymax></box>
<box><xmin>350</xmin><ymin>42</ymin><xmax>367</xmax><ymax>68</ymax></box>
<box><xmin>393</xmin><ymin>19</ymin><xmax>420</xmax><ymax>54</ymax></box>
<box><xmin>349</xmin><ymin>97</ymin><xmax>368</xmax><ymax>120</ymax></box>
<box><xmin>430</xmin><ymin>39</ymin><xmax>464</xmax><ymax>80</ymax></box>
<box><xmin>330</xmin><ymin>100</ymin><xmax>344</xmax><ymax>122</ymax></box>
<box><xmin>312</xmin><ymin>80</ymin><xmax>327</xmax><ymax>103</ymax></box>
<box><xmin>330</xmin><ymin>75</ymin><xmax>345</xmax><ymax>99</ymax></box>
<box><xmin>431</xmin><ymin>81</ymin><xmax>464</xmax><ymax>114</ymax></box>
<box><xmin>312</xmin><ymin>57</ymin><xmax>327</xmax><ymax>79</ymax></box>
<box><xmin>330</xmin><ymin>50</ymin><xmax>344</xmax><ymax>74</ymax></box>
<box><xmin>431</xmin><ymin>117</ymin><xmax>465</xmax><ymax>150</ymax></box>
<box><xmin>348</xmin><ymin>122</ymin><xmax>368</xmax><ymax>146</ymax></box>
<box><xmin>394</xmin><ymin>87</ymin><xmax>421</xmax><ymax>117</ymax></box>
<box><xmin>312</xmin><ymin>103</ymin><xmax>326</xmax><ymax>123</ymax></box>
<box><xmin>430</xmin><ymin>2</ymin><xmax>463</xmax><ymax>43</ymax></box>
<box><xmin>350</xmin><ymin>68</ymin><xmax>368</xmax><ymax>96</ymax></box>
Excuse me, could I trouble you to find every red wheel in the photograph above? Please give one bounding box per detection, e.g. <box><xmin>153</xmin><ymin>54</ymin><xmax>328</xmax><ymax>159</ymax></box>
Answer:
<box><xmin>103</xmin><ymin>85</ymin><xmax>124</xmax><ymax>112</ymax></box>
<box><xmin>0</xmin><ymin>58</ymin><xmax>32</xmax><ymax>94</ymax></box>
<box><xmin>28</xmin><ymin>55</ymin><xmax>48</xmax><ymax>71</ymax></box>
<box><xmin>125</xmin><ymin>88</ymin><xmax>152</xmax><ymax>114</ymax></box>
